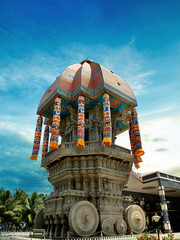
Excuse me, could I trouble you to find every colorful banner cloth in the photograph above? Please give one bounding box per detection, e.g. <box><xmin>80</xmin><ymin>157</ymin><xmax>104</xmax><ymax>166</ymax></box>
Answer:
<box><xmin>41</xmin><ymin>125</ymin><xmax>50</xmax><ymax>161</ymax></box>
<box><xmin>129</xmin><ymin>108</ymin><xmax>144</xmax><ymax>169</ymax></box>
<box><xmin>129</xmin><ymin>116</ymin><xmax>135</xmax><ymax>153</ymax></box>
<box><xmin>102</xmin><ymin>93</ymin><xmax>112</xmax><ymax>145</ymax></box>
<box><xmin>30</xmin><ymin>116</ymin><xmax>43</xmax><ymax>160</ymax></box>
<box><xmin>131</xmin><ymin>108</ymin><xmax>144</xmax><ymax>157</ymax></box>
<box><xmin>49</xmin><ymin>97</ymin><xmax>61</xmax><ymax>151</ymax></box>
<box><xmin>77</xmin><ymin>96</ymin><xmax>85</xmax><ymax>147</ymax></box>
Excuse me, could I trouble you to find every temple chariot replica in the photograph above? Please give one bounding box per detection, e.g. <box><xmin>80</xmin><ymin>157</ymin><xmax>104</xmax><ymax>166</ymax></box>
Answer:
<box><xmin>30</xmin><ymin>59</ymin><xmax>145</xmax><ymax>237</ymax></box>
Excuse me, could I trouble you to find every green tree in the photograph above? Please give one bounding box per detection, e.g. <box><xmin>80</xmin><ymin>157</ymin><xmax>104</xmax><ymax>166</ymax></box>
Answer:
<box><xmin>0</xmin><ymin>188</ymin><xmax>13</xmax><ymax>228</ymax></box>
<box><xmin>0</xmin><ymin>188</ymin><xmax>45</xmax><ymax>230</ymax></box>
<box><xmin>13</xmin><ymin>189</ymin><xmax>45</xmax><ymax>229</ymax></box>
<box><xmin>3</xmin><ymin>195</ymin><xmax>24</xmax><ymax>230</ymax></box>
<box><xmin>26</xmin><ymin>192</ymin><xmax>45</xmax><ymax>227</ymax></box>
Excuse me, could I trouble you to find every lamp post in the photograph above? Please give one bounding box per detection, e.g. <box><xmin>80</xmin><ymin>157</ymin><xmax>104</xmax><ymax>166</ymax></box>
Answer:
<box><xmin>152</xmin><ymin>213</ymin><xmax>161</xmax><ymax>240</ymax></box>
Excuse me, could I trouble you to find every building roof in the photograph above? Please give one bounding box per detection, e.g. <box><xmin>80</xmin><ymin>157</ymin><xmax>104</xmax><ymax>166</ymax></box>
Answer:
<box><xmin>124</xmin><ymin>171</ymin><xmax>180</xmax><ymax>198</ymax></box>
<box><xmin>37</xmin><ymin>59</ymin><xmax>137</xmax><ymax>134</ymax></box>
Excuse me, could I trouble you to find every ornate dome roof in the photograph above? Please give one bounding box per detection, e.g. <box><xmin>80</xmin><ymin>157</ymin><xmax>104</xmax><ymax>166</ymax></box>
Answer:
<box><xmin>37</xmin><ymin>59</ymin><xmax>137</xmax><ymax>134</ymax></box>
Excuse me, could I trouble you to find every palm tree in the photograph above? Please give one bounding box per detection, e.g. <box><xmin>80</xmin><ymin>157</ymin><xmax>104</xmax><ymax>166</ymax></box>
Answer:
<box><xmin>0</xmin><ymin>188</ymin><xmax>13</xmax><ymax>229</ymax></box>
<box><xmin>11</xmin><ymin>189</ymin><xmax>45</xmax><ymax>229</ymax></box>
<box><xmin>12</xmin><ymin>189</ymin><xmax>30</xmax><ymax>230</ymax></box>
<box><xmin>26</xmin><ymin>192</ymin><xmax>45</xmax><ymax>228</ymax></box>
<box><xmin>3</xmin><ymin>195</ymin><xmax>24</xmax><ymax>230</ymax></box>
<box><xmin>0</xmin><ymin>188</ymin><xmax>45</xmax><ymax>231</ymax></box>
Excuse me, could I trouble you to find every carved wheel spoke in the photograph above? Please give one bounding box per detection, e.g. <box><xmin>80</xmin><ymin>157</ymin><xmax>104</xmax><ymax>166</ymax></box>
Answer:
<box><xmin>125</xmin><ymin>205</ymin><xmax>145</xmax><ymax>234</ymax></box>
<box><xmin>69</xmin><ymin>201</ymin><xmax>99</xmax><ymax>236</ymax></box>
<box><xmin>115</xmin><ymin>219</ymin><xmax>127</xmax><ymax>235</ymax></box>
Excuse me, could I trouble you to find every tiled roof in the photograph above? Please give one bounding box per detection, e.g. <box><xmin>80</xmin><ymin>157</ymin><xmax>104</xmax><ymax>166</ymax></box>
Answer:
<box><xmin>37</xmin><ymin>59</ymin><xmax>137</xmax><ymax>114</ymax></box>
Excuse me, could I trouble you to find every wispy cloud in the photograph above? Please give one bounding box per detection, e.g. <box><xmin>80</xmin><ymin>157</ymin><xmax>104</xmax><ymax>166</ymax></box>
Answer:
<box><xmin>138</xmin><ymin>114</ymin><xmax>180</xmax><ymax>174</ymax></box>
<box><xmin>0</xmin><ymin>40</ymin><xmax>154</xmax><ymax>97</ymax></box>
<box><xmin>60</xmin><ymin>41</ymin><xmax>155</xmax><ymax>95</ymax></box>
<box><xmin>140</xmin><ymin>106</ymin><xmax>177</xmax><ymax>119</ymax></box>
<box><xmin>153</xmin><ymin>138</ymin><xmax>167</xmax><ymax>143</ymax></box>
<box><xmin>0</xmin><ymin>52</ymin><xmax>61</xmax><ymax>91</ymax></box>
<box><xmin>126</xmin><ymin>71</ymin><xmax>155</xmax><ymax>94</ymax></box>
<box><xmin>155</xmin><ymin>148</ymin><xmax>169</xmax><ymax>152</ymax></box>
<box><xmin>0</xmin><ymin>115</ymin><xmax>35</xmax><ymax>144</ymax></box>
<box><xmin>143</xmin><ymin>136</ymin><xmax>168</xmax><ymax>143</ymax></box>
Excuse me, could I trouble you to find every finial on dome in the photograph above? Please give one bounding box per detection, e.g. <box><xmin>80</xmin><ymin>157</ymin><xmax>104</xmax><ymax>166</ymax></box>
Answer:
<box><xmin>80</xmin><ymin>59</ymin><xmax>94</xmax><ymax>64</ymax></box>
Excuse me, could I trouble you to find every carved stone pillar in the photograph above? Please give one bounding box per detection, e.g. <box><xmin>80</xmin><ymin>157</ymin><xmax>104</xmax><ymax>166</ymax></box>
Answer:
<box><xmin>80</xmin><ymin>156</ymin><xmax>86</xmax><ymax>168</ymax></box>
<box><xmin>92</xmin><ymin>178</ymin><xmax>96</xmax><ymax>193</ymax></box>
<box><xmin>49</xmin><ymin>218</ymin><xmax>55</xmax><ymax>235</ymax></box>
<box><xmin>84</xmin><ymin>176</ymin><xmax>89</xmax><ymax>193</ymax></box>
<box><xmin>60</xmin><ymin>216</ymin><xmax>68</xmax><ymax>237</ymax></box>
<box><xmin>157</xmin><ymin>185</ymin><xmax>172</xmax><ymax>233</ymax></box>
<box><xmin>54</xmin><ymin>215</ymin><xmax>61</xmax><ymax>237</ymax></box>
<box><xmin>76</xmin><ymin>176</ymin><xmax>81</xmax><ymax>190</ymax></box>
<box><xmin>68</xmin><ymin>177</ymin><xmax>73</xmax><ymax>190</ymax></box>
<box><xmin>45</xmin><ymin>218</ymin><xmax>50</xmax><ymax>235</ymax></box>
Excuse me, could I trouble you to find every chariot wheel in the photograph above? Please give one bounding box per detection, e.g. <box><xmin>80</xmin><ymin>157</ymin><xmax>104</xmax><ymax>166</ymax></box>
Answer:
<box><xmin>101</xmin><ymin>218</ymin><xmax>114</xmax><ymax>235</ymax></box>
<box><xmin>115</xmin><ymin>219</ymin><xmax>127</xmax><ymax>235</ymax></box>
<box><xmin>124</xmin><ymin>205</ymin><xmax>145</xmax><ymax>234</ymax></box>
<box><xmin>69</xmin><ymin>201</ymin><xmax>99</xmax><ymax>236</ymax></box>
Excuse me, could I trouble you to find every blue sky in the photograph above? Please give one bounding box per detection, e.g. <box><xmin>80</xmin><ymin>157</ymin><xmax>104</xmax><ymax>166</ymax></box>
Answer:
<box><xmin>0</xmin><ymin>0</ymin><xmax>180</xmax><ymax>194</ymax></box>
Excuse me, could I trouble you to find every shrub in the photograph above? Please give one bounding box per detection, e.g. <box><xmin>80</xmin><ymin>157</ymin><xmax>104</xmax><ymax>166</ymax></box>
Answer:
<box><xmin>162</xmin><ymin>233</ymin><xmax>177</xmax><ymax>240</ymax></box>
<box><xmin>137</xmin><ymin>232</ymin><xmax>158</xmax><ymax>240</ymax></box>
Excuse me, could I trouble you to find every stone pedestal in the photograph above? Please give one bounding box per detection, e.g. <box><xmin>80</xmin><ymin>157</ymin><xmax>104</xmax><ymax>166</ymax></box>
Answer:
<box><xmin>38</xmin><ymin>142</ymin><xmax>145</xmax><ymax>236</ymax></box>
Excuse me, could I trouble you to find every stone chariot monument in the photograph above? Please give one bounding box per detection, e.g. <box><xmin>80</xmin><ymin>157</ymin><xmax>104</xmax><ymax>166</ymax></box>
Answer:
<box><xmin>31</xmin><ymin>59</ymin><xmax>146</xmax><ymax>237</ymax></box>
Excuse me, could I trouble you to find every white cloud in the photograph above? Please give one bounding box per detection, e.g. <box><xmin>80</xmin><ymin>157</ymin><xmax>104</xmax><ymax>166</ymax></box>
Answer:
<box><xmin>126</xmin><ymin>71</ymin><xmax>155</xmax><ymax>95</ymax></box>
<box><xmin>0</xmin><ymin>115</ymin><xmax>36</xmax><ymax>144</ymax></box>
<box><xmin>140</xmin><ymin>106</ymin><xmax>175</xmax><ymax>119</ymax></box>
<box><xmin>0</xmin><ymin>52</ymin><xmax>63</xmax><ymax>91</ymax></box>
<box><xmin>116</xmin><ymin>114</ymin><xmax>180</xmax><ymax>177</ymax></box>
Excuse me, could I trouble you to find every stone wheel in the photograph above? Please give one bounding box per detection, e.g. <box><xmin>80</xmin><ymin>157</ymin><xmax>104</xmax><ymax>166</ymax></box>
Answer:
<box><xmin>69</xmin><ymin>201</ymin><xmax>99</xmax><ymax>236</ymax></box>
<box><xmin>101</xmin><ymin>218</ymin><xmax>114</xmax><ymax>235</ymax></box>
<box><xmin>34</xmin><ymin>209</ymin><xmax>45</xmax><ymax>229</ymax></box>
<box><xmin>115</xmin><ymin>219</ymin><xmax>127</xmax><ymax>235</ymax></box>
<box><xmin>124</xmin><ymin>205</ymin><xmax>145</xmax><ymax>234</ymax></box>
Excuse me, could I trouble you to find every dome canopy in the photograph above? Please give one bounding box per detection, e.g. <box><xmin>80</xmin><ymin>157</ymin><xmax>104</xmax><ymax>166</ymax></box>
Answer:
<box><xmin>37</xmin><ymin>59</ymin><xmax>137</xmax><ymax>134</ymax></box>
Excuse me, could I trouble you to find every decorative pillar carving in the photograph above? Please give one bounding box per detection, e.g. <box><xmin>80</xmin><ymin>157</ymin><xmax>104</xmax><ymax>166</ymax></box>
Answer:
<box><xmin>102</xmin><ymin>93</ymin><xmax>112</xmax><ymax>145</ymax></box>
<box><xmin>54</xmin><ymin>215</ymin><xmax>61</xmax><ymax>237</ymax></box>
<box><xmin>49</xmin><ymin>218</ymin><xmax>54</xmax><ymax>235</ymax></box>
<box><xmin>60</xmin><ymin>217</ymin><xmax>68</xmax><ymax>237</ymax></box>
<box><xmin>77</xmin><ymin>96</ymin><xmax>85</xmax><ymax>147</ymax></box>
<box><xmin>157</xmin><ymin>185</ymin><xmax>172</xmax><ymax>233</ymax></box>
<box><xmin>129</xmin><ymin>108</ymin><xmax>144</xmax><ymax>169</ymax></box>
<box><xmin>49</xmin><ymin>97</ymin><xmax>61</xmax><ymax>150</ymax></box>
<box><xmin>45</xmin><ymin>219</ymin><xmax>50</xmax><ymax>235</ymax></box>
<box><xmin>41</xmin><ymin>125</ymin><xmax>50</xmax><ymax>161</ymax></box>
<box><xmin>30</xmin><ymin>116</ymin><xmax>43</xmax><ymax>160</ymax></box>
